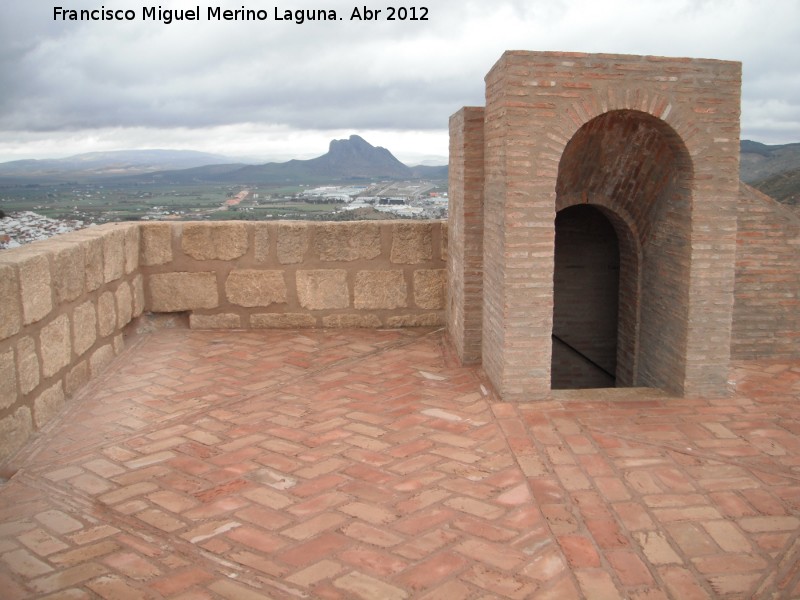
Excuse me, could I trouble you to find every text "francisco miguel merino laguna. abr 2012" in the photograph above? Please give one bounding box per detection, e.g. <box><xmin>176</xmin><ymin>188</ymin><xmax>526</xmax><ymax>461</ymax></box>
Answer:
<box><xmin>52</xmin><ymin>5</ymin><xmax>430</xmax><ymax>24</ymax></box>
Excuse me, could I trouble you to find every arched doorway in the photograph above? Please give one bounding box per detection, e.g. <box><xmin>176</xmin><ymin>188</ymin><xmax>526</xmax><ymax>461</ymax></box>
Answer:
<box><xmin>554</xmin><ymin>109</ymin><xmax>693</xmax><ymax>391</ymax></box>
<box><xmin>551</xmin><ymin>205</ymin><xmax>620</xmax><ymax>389</ymax></box>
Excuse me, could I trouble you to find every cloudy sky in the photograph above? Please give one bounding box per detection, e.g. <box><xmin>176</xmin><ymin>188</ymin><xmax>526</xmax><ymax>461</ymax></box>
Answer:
<box><xmin>0</xmin><ymin>0</ymin><xmax>798</xmax><ymax>164</ymax></box>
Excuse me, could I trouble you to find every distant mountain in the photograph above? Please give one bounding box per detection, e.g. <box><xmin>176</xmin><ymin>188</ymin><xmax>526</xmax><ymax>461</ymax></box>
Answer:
<box><xmin>740</xmin><ymin>140</ymin><xmax>800</xmax><ymax>205</ymax></box>
<box><xmin>131</xmin><ymin>135</ymin><xmax>446</xmax><ymax>185</ymax></box>
<box><xmin>212</xmin><ymin>135</ymin><xmax>417</xmax><ymax>184</ymax></box>
<box><xmin>2</xmin><ymin>138</ymin><xmax>799</xmax><ymax>192</ymax></box>
<box><xmin>0</xmin><ymin>137</ymin><xmax>448</xmax><ymax>185</ymax></box>
<box><xmin>410</xmin><ymin>164</ymin><xmax>448</xmax><ymax>179</ymax></box>
<box><xmin>740</xmin><ymin>140</ymin><xmax>800</xmax><ymax>183</ymax></box>
<box><xmin>0</xmin><ymin>149</ymin><xmax>240</xmax><ymax>183</ymax></box>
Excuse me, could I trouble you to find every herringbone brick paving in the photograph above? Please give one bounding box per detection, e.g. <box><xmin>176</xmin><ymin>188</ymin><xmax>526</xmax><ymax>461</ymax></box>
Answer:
<box><xmin>1</xmin><ymin>327</ymin><xmax>798</xmax><ymax>598</ymax></box>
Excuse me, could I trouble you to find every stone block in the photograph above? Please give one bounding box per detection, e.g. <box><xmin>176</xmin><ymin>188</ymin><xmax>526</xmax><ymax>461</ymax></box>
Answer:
<box><xmin>89</xmin><ymin>344</ymin><xmax>115</xmax><ymax>377</ymax></box>
<box><xmin>0</xmin><ymin>407</ymin><xmax>32</xmax><ymax>462</ymax></box>
<box><xmin>391</xmin><ymin>223</ymin><xmax>433</xmax><ymax>264</ymax></box>
<box><xmin>16</xmin><ymin>336</ymin><xmax>39</xmax><ymax>395</ymax></box>
<box><xmin>33</xmin><ymin>381</ymin><xmax>65</xmax><ymax>428</ymax></box>
<box><xmin>65</xmin><ymin>361</ymin><xmax>90</xmax><ymax>396</ymax></box>
<box><xmin>78</xmin><ymin>233</ymin><xmax>104</xmax><ymax>292</ymax></box>
<box><xmin>98</xmin><ymin>291</ymin><xmax>117</xmax><ymax>337</ymax></box>
<box><xmin>315</xmin><ymin>222</ymin><xmax>382</xmax><ymax>261</ymax></box>
<box><xmin>322</xmin><ymin>314</ymin><xmax>382</xmax><ymax>328</ymax></box>
<box><xmin>115</xmin><ymin>282</ymin><xmax>133</xmax><ymax>328</ymax></box>
<box><xmin>140</xmin><ymin>223</ymin><xmax>173</xmax><ymax>266</ymax></box>
<box><xmin>440</xmin><ymin>221</ymin><xmax>448</xmax><ymax>261</ymax></box>
<box><xmin>149</xmin><ymin>272</ymin><xmax>219</xmax><ymax>312</ymax></box>
<box><xmin>40</xmin><ymin>314</ymin><xmax>71</xmax><ymax>378</ymax></box>
<box><xmin>16</xmin><ymin>251</ymin><xmax>53</xmax><ymax>324</ymax></box>
<box><xmin>297</xmin><ymin>270</ymin><xmax>349</xmax><ymax>310</ymax></box>
<box><xmin>250</xmin><ymin>313</ymin><xmax>316</xmax><ymax>328</ymax></box>
<box><xmin>387</xmin><ymin>313</ymin><xmax>444</xmax><ymax>327</ymax></box>
<box><xmin>277</xmin><ymin>222</ymin><xmax>309</xmax><ymax>264</ymax></box>
<box><xmin>123</xmin><ymin>224</ymin><xmax>140</xmax><ymax>274</ymax></box>
<box><xmin>182</xmin><ymin>222</ymin><xmax>248</xmax><ymax>261</ymax></box>
<box><xmin>113</xmin><ymin>333</ymin><xmax>124</xmax><ymax>355</ymax></box>
<box><xmin>0</xmin><ymin>263</ymin><xmax>21</xmax><ymax>340</ymax></box>
<box><xmin>51</xmin><ymin>242</ymin><xmax>85</xmax><ymax>303</ymax></box>
<box><xmin>414</xmin><ymin>269</ymin><xmax>446</xmax><ymax>309</ymax></box>
<box><xmin>72</xmin><ymin>300</ymin><xmax>97</xmax><ymax>357</ymax></box>
<box><xmin>225</xmin><ymin>270</ymin><xmax>287</xmax><ymax>307</ymax></box>
<box><xmin>103</xmin><ymin>227</ymin><xmax>126</xmax><ymax>283</ymax></box>
<box><xmin>354</xmin><ymin>270</ymin><xmax>407</xmax><ymax>309</ymax></box>
<box><xmin>132</xmin><ymin>274</ymin><xmax>145</xmax><ymax>318</ymax></box>
<box><xmin>254</xmin><ymin>223</ymin><xmax>271</xmax><ymax>262</ymax></box>
<box><xmin>0</xmin><ymin>349</ymin><xmax>16</xmax><ymax>410</ymax></box>
<box><xmin>190</xmin><ymin>313</ymin><xmax>242</xmax><ymax>329</ymax></box>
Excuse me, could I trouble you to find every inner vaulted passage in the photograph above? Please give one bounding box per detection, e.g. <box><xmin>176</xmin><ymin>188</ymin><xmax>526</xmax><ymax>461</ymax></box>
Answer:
<box><xmin>551</xmin><ymin>205</ymin><xmax>620</xmax><ymax>389</ymax></box>
<box><xmin>447</xmin><ymin>51</ymin><xmax>742</xmax><ymax>401</ymax></box>
<box><xmin>554</xmin><ymin>109</ymin><xmax>693</xmax><ymax>390</ymax></box>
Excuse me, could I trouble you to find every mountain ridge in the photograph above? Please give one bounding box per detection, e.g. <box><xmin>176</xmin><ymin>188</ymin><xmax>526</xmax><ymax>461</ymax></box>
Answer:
<box><xmin>1</xmin><ymin>138</ymin><xmax>797</xmax><ymax>191</ymax></box>
<box><xmin>0</xmin><ymin>149</ymin><xmax>238</xmax><ymax>182</ymax></box>
<box><xmin>0</xmin><ymin>136</ymin><xmax>447</xmax><ymax>185</ymax></box>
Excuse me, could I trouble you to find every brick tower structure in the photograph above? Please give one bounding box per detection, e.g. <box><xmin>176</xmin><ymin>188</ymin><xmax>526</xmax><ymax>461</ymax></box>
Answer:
<box><xmin>447</xmin><ymin>51</ymin><xmax>742</xmax><ymax>400</ymax></box>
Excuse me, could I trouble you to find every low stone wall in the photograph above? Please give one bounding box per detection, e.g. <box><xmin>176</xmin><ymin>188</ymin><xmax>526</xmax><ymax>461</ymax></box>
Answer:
<box><xmin>0</xmin><ymin>219</ymin><xmax>446</xmax><ymax>463</ymax></box>
<box><xmin>140</xmin><ymin>220</ymin><xmax>447</xmax><ymax>328</ymax></box>
<box><xmin>0</xmin><ymin>223</ymin><xmax>143</xmax><ymax>462</ymax></box>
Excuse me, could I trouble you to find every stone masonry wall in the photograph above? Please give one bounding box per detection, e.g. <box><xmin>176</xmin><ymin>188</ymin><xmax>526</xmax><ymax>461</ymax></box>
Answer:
<box><xmin>140</xmin><ymin>221</ymin><xmax>446</xmax><ymax>329</ymax></box>
<box><xmin>0</xmin><ymin>219</ymin><xmax>445</xmax><ymax>463</ymax></box>
<box><xmin>0</xmin><ymin>223</ymin><xmax>143</xmax><ymax>463</ymax></box>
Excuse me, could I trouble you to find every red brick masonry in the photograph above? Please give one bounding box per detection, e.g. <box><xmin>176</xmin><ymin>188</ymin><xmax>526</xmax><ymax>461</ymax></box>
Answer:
<box><xmin>448</xmin><ymin>51</ymin><xmax>754</xmax><ymax>399</ymax></box>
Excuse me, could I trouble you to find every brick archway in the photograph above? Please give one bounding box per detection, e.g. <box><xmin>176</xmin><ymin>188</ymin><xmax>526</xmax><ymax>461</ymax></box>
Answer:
<box><xmin>555</xmin><ymin>110</ymin><xmax>694</xmax><ymax>391</ymax></box>
<box><xmin>447</xmin><ymin>51</ymin><xmax>742</xmax><ymax>401</ymax></box>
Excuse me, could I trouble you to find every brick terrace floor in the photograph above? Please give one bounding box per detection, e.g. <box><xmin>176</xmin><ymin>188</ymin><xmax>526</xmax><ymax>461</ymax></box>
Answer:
<box><xmin>0</xmin><ymin>327</ymin><xmax>799</xmax><ymax>599</ymax></box>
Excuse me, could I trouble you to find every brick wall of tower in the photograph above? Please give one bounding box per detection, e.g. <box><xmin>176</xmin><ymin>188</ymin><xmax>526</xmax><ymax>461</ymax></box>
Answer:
<box><xmin>732</xmin><ymin>184</ymin><xmax>800</xmax><ymax>360</ymax></box>
<box><xmin>451</xmin><ymin>50</ymin><xmax>742</xmax><ymax>399</ymax></box>
<box><xmin>447</xmin><ymin>107</ymin><xmax>485</xmax><ymax>364</ymax></box>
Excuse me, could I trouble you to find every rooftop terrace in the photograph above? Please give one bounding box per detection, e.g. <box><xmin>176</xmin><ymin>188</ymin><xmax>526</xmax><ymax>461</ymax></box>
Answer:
<box><xmin>0</xmin><ymin>325</ymin><xmax>799</xmax><ymax>599</ymax></box>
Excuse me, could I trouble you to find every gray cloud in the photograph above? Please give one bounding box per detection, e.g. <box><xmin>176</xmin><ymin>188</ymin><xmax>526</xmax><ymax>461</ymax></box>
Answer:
<box><xmin>0</xmin><ymin>0</ymin><xmax>798</xmax><ymax>161</ymax></box>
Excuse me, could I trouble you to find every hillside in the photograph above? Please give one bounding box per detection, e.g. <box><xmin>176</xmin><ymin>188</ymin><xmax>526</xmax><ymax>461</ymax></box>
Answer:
<box><xmin>0</xmin><ymin>149</ymin><xmax>238</xmax><ymax>183</ymax></box>
<box><xmin>740</xmin><ymin>140</ymin><xmax>800</xmax><ymax>183</ymax></box>
<box><xmin>749</xmin><ymin>167</ymin><xmax>800</xmax><ymax>206</ymax></box>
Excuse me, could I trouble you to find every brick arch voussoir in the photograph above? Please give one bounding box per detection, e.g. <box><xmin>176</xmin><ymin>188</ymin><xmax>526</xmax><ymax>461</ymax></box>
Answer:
<box><xmin>555</xmin><ymin>92</ymin><xmax>696</xmax><ymax>189</ymax></box>
<box><xmin>555</xmin><ymin>192</ymin><xmax>643</xmax><ymax>264</ymax></box>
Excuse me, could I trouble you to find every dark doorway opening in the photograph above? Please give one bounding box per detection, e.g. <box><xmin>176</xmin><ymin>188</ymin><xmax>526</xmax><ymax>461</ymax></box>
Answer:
<box><xmin>551</xmin><ymin>205</ymin><xmax>620</xmax><ymax>389</ymax></box>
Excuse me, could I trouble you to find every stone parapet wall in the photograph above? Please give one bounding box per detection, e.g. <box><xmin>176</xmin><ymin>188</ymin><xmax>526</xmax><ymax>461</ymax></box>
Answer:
<box><xmin>0</xmin><ymin>223</ymin><xmax>143</xmax><ymax>462</ymax></box>
<box><xmin>140</xmin><ymin>220</ymin><xmax>447</xmax><ymax>329</ymax></box>
<box><xmin>0</xmin><ymin>219</ymin><xmax>446</xmax><ymax>463</ymax></box>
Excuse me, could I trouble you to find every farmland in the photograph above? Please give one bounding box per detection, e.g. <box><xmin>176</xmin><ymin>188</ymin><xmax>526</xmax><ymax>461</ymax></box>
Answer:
<box><xmin>0</xmin><ymin>182</ymin><xmax>345</xmax><ymax>223</ymax></box>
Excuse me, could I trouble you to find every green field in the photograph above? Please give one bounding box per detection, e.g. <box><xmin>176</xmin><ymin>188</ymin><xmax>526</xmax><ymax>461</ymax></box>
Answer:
<box><xmin>0</xmin><ymin>182</ymin><xmax>345</xmax><ymax>223</ymax></box>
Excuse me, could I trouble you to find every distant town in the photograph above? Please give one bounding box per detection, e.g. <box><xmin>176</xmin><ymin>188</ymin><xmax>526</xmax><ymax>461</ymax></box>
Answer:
<box><xmin>0</xmin><ymin>178</ymin><xmax>448</xmax><ymax>249</ymax></box>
